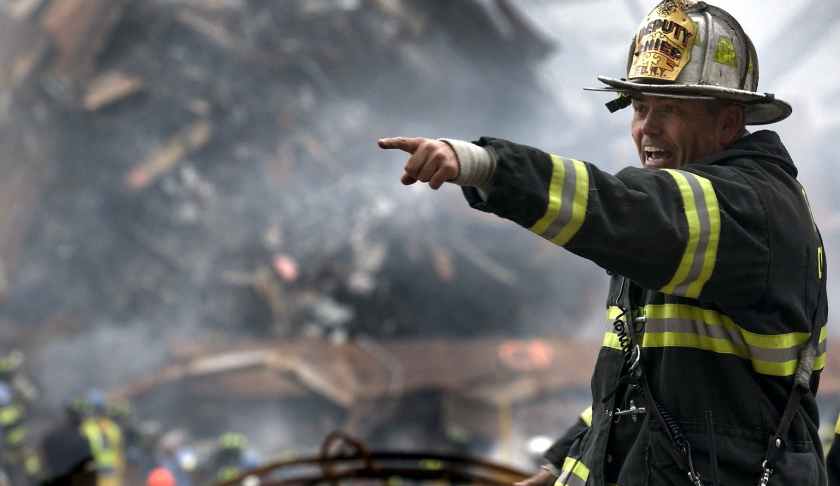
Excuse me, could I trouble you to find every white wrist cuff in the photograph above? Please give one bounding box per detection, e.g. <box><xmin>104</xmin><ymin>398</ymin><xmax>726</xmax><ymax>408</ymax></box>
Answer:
<box><xmin>439</xmin><ymin>138</ymin><xmax>496</xmax><ymax>189</ymax></box>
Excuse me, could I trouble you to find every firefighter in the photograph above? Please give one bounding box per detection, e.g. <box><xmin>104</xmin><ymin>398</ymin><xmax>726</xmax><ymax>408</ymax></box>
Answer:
<box><xmin>380</xmin><ymin>1</ymin><xmax>827</xmax><ymax>485</ymax></box>
<box><xmin>155</xmin><ymin>429</ymin><xmax>196</xmax><ymax>486</ymax></box>
<box><xmin>0</xmin><ymin>351</ymin><xmax>41</xmax><ymax>484</ymax></box>
<box><xmin>106</xmin><ymin>398</ymin><xmax>154</xmax><ymax>476</ymax></box>
<box><xmin>38</xmin><ymin>401</ymin><xmax>97</xmax><ymax>486</ymax></box>
<box><xmin>529</xmin><ymin>406</ymin><xmax>593</xmax><ymax>483</ymax></box>
<box><xmin>204</xmin><ymin>433</ymin><xmax>258</xmax><ymax>484</ymax></box>
<box><xmin>78</xmin><ymin>390</ymin><xmax>125</xmax><ymax>486</ymax></box>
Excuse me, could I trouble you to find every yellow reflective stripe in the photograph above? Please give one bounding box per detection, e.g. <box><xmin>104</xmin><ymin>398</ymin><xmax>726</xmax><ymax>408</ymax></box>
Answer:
<box><xmin>815</xmin><ymin>351</ymin><xmax>827</xmax><ymax>371</ymax></box>
<box><xmin>5</xmin><ymin>424</ymin><xmax>26</xmax><ymax>445</ymax></box>
<box><xmin>690</xmin><ymin>176</ymin><xmax>720</xmax><ymax>297</ymax></box>
<box><xmin>750</xmin><ymin>358</ymin><xmax>801</xmax><ymax>377</ymax></box>
<box><xmin>530</xmin><ymin>155</ymin><xmax>589</xmax><ymax>246</ymax></box>
<box><xmin>834</xmin><ymin>413</ymin><xmax>840</xmax><ymax>435</ymax></box>
<box><xmin>659</xmin><ymin>170</ymin><xmax>720</xmax><ymax>298</ymax></box>
<box><xmin>0</xmin><ymin>404</ymin><xmax>23</xmax><ymax>425</ymax></box>
<box><xmin>531</xmin><ymin>155</ymin><xmax>566</xmax><ymax>235</ymax></box>
<box><xmin>642</xmin><ymin>331</ymin><xmax>740</xmax><ymax>356</ymax></box>
<box><xmin>603</xmin><ymin>304</ymin><xmax>827</xmax><ymax>376</ymax></box>
<box><xmin>552</xmin><ymin>159</ymin><xmax>589</xmax><ymax>246</ymax></box>
<box><xmin>100</xmin><ymin>419</ymin><xmax>122</xmax><ymax>446</ymax></box>
<box><xmin>660</xmin><ymin>170</ymin><xmax>699</xmax><ymax>294</ymax></box>
<box><xmin>218</xmin><ymin>466</ymin><xmax>241</xmax><ymax>481</ymax></box>
<box><xmin>602</xmin><ymin>331</ymin><xmax>621</xmax><ymax>350</ymax></box>
<box><xmin>645</xmin><ymin>304</ymin><xmax>815</xmax><ymax>350</ymax></box>
<box><xmin>25</xmin><ymin>452</ymin><xmax>41</xmax><ymax>475</ymax></box>
<box><xmin>579</xmin><ymin>406</ymin><xmax>593</xmax><ymax>427</ymax></box>
<box><xmin>81</xmin><ymin>419</ymin><xmax>118</xmax><ymax>470</ymax></box>
<box><xmin>555</xmin><ymin>456</ymin><xmax>590</xmax><ymax>486</ymax></box>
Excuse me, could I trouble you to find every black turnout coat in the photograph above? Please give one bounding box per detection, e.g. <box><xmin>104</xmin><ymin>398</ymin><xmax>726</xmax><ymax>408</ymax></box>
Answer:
<box><xmin>463</xmin><ymin>131</ymin><xmax>828</xmax><ymax>485</ymax></box>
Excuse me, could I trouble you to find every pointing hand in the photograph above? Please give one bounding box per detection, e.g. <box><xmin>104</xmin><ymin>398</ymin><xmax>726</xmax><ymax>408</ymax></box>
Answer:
<box><xmin>378</xmin><ymin>137</ymin><xmax>460</xmax><ymax>190</ymax></box>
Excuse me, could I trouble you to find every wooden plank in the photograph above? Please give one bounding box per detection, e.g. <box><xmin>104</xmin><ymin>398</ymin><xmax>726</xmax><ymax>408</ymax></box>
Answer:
<box><xmin>124</xmin><ymin>119</ymin><xmax>212</xmax><ymax>191</ymax></box>
<box><xmin>113</xmin><ymin>337</ymin><xmax>602</xmax><ymax>405</ymax></box>
<box><xmin>82</xmin><ymin>70</ymin><xmax>143</xmax><ymax>111</ymax></box>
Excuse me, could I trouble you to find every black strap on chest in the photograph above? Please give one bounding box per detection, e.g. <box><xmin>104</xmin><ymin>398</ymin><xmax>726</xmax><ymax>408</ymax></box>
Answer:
<box><xmin>758</xmin><ymin>288</ymin><xmax>824</xmax><ymax>485</ymax></box>
<box><xmin>611</xmin><ymin>277</ymin><xmax>704</xmax><ymax>486</ymax></box>
<box><xmin>759</xmin><ymin>188</ymin><xmax>827</xmax><ymax>486</ymax></box>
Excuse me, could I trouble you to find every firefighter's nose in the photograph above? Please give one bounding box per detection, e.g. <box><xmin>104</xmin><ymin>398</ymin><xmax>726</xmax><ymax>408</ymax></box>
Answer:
<box><xmin>639</xmin><ymin>113</ymin><xmax>663</xmax><ymax>136</ymax></box>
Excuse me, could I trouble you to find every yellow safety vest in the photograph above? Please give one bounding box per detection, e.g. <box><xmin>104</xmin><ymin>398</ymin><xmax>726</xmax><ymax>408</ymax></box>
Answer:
<box><xmin>80</xmin><ymin>417</ymin><xmax>123</xmax><ymax>473</ymax></box>
<box><xmin>0</xmin><ymin>402</ymin><xmax>26</xmax><ymax>449</ymax></box>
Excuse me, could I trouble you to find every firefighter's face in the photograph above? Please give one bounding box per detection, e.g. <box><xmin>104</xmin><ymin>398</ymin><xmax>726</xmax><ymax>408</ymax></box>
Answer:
<box><xmin>631</xmin><ymin>95</ymin><xmax>741</xmax><ymax>169</ymax></box>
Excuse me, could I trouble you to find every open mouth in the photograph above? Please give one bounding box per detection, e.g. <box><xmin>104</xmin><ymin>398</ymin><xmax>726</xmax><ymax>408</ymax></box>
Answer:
<box><xmin>643</xmin><ymin>147</ymin><xmax>673</xmax><ymax>168</ymax></box>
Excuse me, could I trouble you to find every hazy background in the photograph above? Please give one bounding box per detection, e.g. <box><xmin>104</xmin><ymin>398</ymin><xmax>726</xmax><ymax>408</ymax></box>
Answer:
<box><xmin>1</xmin><ymin>0</ymin><xmax>838</xmax><ymax>474</ymax></box>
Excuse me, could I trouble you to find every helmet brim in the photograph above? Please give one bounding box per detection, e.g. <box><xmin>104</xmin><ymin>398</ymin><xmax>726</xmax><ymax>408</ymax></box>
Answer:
<box><xmin>588</xmin><ymin>76</ymin><xmax>792</xmax><ymax>125</ymax></box>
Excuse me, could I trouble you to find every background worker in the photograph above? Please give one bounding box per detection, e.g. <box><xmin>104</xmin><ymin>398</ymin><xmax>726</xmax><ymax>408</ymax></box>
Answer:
<box><xmin>0</xmin><ymin>350</ymin><xmax>41</xmax><ymax>484</ymax></box>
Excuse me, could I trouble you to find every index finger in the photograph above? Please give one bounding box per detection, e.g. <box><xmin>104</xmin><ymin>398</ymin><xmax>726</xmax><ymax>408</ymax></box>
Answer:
<box><xmin>377</xmin><ymin>137</ymin><xmax>424</xmax><ymax>153</ymax></box>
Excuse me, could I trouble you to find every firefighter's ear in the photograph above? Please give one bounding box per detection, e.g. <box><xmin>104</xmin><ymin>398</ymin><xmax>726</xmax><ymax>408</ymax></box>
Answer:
<box><xmin>719</xmin><ymin>103</ymin><xmax>746</xmax><ymax>147</ymax></box>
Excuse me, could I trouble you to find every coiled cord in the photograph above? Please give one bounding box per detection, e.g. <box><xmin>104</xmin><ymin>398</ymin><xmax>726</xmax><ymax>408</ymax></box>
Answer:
<box><xmin>612</xmin><ymin>308</ymin><xmax>639</xmax><ymax>369</ymax></box>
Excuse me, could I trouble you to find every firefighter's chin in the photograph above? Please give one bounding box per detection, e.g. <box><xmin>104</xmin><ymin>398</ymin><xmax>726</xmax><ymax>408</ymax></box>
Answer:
<box><xmin>643</xmin><ymin>156</ymin><xmax>678</xmax><ymax>169</ymax></box>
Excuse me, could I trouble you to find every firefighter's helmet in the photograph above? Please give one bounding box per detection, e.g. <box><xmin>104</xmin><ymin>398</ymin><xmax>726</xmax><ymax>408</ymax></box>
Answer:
<box><xmin>589</xmin><ymin>0</ymin><xmax>791</xmax><ymax>125</ymax></box>
<box><xmin>219</xmin><ymin>432</ymin><xmax>247</xmax><ymax>450</ymax></box>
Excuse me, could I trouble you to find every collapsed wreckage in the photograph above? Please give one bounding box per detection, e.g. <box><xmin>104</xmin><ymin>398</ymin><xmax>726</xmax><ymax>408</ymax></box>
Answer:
<box><xmin>4</xmin><ymin>0</ymin><xmax>840</xmax><ymax>484</ymax></box>
<box><xmin>0</xmin><ymin>0</ymin><xmax>599</xmax><ymax>483</ymax></box>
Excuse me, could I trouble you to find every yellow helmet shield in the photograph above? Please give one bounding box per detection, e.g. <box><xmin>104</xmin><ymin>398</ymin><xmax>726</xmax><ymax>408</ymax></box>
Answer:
<box><xmin>629</xmin><ymin>0</ymin><xmax>698</xmax><ymax>81</ymax></box>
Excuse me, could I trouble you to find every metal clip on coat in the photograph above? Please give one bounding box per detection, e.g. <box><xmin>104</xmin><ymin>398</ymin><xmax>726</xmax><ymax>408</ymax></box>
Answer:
<box><xmin>612</xmin><ymin>400</ymin><xmax>646</xmax><ymax>423</ymax></box>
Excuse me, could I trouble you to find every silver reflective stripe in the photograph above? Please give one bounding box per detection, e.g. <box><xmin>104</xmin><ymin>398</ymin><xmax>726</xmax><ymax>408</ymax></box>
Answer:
<box><xmin>555</xmin><ymin>457</ymin><xmax>589</xmax><ymax>486</ymax></box>
<box><xmin>542</xmin><ymin>158</ymin><xmax>578</xmax><ymax>241</ymax></box>
<box><xmin>558</xmin><ymin>472</ymin><xmax>587</xmax><ymax>486</ymax></box>
<box><xmin>605</xmin><ymin>304</ymin><xmax>828</xmax><ymax>377</ymax></box>
<box><xmin>645</xmin><ymin>317</ymin><xmax>797</xmax><ymax>363</ymax></box>
<box><xmin>673</xmin><ymin>173</ymin><xmax>712</xmax><ymax>296</ymax></box>
<box><xmin>660</xmin><ymin>169</ymin><xmax>720</xmax><ymax>299</ymax></box>
<box><xmin>530</xmin><ymin>155</ymin><xmax>589</xmax><ymax>246</ymax></box>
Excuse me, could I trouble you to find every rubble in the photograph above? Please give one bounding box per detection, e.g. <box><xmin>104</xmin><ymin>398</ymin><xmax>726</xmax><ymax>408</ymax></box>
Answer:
<box><xmin>15</xmin><ymin>0</ymin><xmax>833</xmax><ymax>480</ymax></box>
<box><xmin>82</xmin><ymin>70</ymin><xmax>143</xmax><ymax>111</ymax></box>
<box><xmin>125</xmin><ymin>118</ymin><xmax>213</xmax><ymax>191</ymax></box>
<box><xmin>0</xmin><ymin>0</ymin><xmax>585</xmax><ymax>344</ymax></box>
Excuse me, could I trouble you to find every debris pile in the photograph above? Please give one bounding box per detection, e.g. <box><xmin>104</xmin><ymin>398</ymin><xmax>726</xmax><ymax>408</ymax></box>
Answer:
<box><xmin>1</xmin><ymin>0</ymin><xmax>604</xmax><ymax>346</ymax></box>
<box><xmin>0</xmin><ymin>0</ymin><xmax>608</xmax><ymax>472</ymax></box>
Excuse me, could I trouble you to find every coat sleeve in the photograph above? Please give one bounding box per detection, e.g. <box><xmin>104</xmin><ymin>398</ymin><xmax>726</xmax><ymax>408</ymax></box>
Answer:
<box><xmin>543</xmin><ymin>406</ymin><xmax>592</xmax><ymax>467</ymax></box>
<box><xmin>462</xmin><ymin>137</ymin><xmax>770</xmax><ymax>306</ymax></box>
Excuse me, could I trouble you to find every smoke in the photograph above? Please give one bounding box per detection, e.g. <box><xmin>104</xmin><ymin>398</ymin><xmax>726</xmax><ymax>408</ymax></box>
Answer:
<box><xmin>33</xmin><ymin>320</ymin><xmax>171</xmax><ymax>408</ymax></box>
<box><xmin>4</xmin><ymin>0</ymin><xmax>838</xmax><ymax>466</ymax></box>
